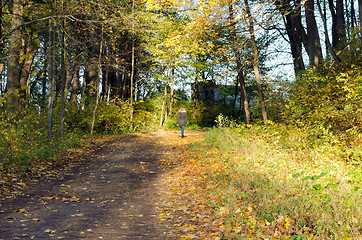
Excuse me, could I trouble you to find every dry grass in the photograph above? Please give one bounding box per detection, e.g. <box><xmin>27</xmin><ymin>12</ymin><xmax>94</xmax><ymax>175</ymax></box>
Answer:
<box><xmin>200</xmin><ymin>125</ymin><xmax>362</xmax><ymax>239</ymax></box>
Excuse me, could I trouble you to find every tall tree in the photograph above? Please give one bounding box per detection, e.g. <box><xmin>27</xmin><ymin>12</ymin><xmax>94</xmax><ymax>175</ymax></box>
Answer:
<box><xmin>316</xmin><ymin>0</ymin><xmax>341</xmax><ymax>64</ymax></box>
<box><xmin>328</xmin><ymin>0</ymin><xmax>347</xmax><ymax>50</ymax></box>
<box><xmin>47</xmin><ymin>18</ymin><xmax>55</xmax><ymax>140</ymax></box>
<box><xmin>130</xmin><ymin>0</ymin><xmax>135</xmax><ymax>131</ymax></box>
<box><xmin>7</xmin><ymin>0</ymin><xmax>24</xmax><ymax>114</ymax></box>
<box><xmin>228</xmin><ymin>2</ymin><xmax>251</xmax><ymax>124</ymax></box>
<box><xmin>305</xmin><ymin>0</ymin><xmax>323</xmax><ymax>66</ymax></box>
<box><xmin>244</xmin><ymin>0</ymin><xmax>268</xmax><ymax>123</ymax></box>
<box><xmin>0</xmin><ymin>0</ymin><xmax>4</xmax><ymax>96</ymax></box>
<box><xmin>84</xmin><ymin>44</ymin><xmax>100</xmax><ymax>103</ymax></box>
<box><xmin>275</xmin><ymin>0</ymin><xmax>305</xmax><ymax>75</ymax></box>
<box><xmin>160</xmin><ymin>77</ymin><xmax>168</xmax><ymax>126</ymax></box>
<box><xmin>168</xmin><ymin>67</ymin><xmax>175</xmax><ymax>116</ymax></box>
<box><xmin>70</xmin><ymin>64</ymin><xmax>80</xmax><ymax>103</ymax></box>
<box><xmin>359</xmin><ymin>0</ymin><xmax>362</xmax><ymax>34</ymax></box>
<box><xmin>60</xmin><ymin>11</ymin><xmax>68</xmax><ymax>137</ymax></box>
<box><xmin>20</xmin><ymin>31</ymin><xmax>39</xmax><ymax>102</ymax></box>
<box><xmin>91</xmin><ymin>30</ymin><xmax>103</xmax><ymax>135</ymax></box>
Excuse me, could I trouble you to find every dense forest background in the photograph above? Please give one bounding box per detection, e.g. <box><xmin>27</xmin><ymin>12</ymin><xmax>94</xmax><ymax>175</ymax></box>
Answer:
<box><xmin>0</xmin><ymin>0</ymin><xmax>361</xmax><ymax>179</ymax></box>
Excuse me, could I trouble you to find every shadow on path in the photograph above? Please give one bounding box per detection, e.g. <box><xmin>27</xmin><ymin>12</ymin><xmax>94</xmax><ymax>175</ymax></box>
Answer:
<box><xmin>0</xmin><ymin>130</ymin><xmax>202</xmax><ymax>239</ymax></box>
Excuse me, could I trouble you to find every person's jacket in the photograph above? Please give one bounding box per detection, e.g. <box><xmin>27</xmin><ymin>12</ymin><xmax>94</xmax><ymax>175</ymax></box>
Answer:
<box><xmin>177</xmin><ymin>111</ymin><xmax>187</xmax><ymax>127</ymax></box>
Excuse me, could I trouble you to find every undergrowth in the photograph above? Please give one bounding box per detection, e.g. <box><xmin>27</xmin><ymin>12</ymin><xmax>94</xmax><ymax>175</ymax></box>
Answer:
<box><xmin>0</xmin><ymin>116</ymin><xmax>85</xmax><ymax>196</ymax></box>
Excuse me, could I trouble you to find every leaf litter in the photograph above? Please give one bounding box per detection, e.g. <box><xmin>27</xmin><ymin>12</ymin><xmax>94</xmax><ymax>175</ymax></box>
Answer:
<box><xmin>158</xmin><ymin>130</ymin><xmax>320</xmax><ymax>239</ymax></box>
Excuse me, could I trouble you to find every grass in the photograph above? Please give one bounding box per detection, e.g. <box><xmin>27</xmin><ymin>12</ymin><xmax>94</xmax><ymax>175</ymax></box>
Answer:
<box><xmin>181</xmin><ymin>124</ymin><xmax>362</xmax><ymax>239</ymax></box>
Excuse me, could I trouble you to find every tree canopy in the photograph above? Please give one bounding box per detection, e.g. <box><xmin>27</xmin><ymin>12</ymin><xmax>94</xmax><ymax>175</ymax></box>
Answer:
<box><xmin>0</xmin><ymin>0</ymin><xmax>360</xmax><ymax>132</ymax></box>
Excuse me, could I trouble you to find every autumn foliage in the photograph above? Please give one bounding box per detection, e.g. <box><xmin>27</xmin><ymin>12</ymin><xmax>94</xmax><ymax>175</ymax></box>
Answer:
<box><xmin>284</xmin><ymin>65</ymin><xmax>362</xmax><ymax>143</ymax></box>
<box><xmin>0</xmin><ymin>0</ymin><xmax>361</xmax><ymax>237</ymax></box>
<box><xmin>161</xmin><ymin>123</ymin><xmax>362</xmax><ymax>239</ymax></box>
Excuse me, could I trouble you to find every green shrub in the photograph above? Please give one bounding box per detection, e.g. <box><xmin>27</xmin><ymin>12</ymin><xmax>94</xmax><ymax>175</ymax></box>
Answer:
<box><xmin>0</xmin><ymin>106</ymin><xmax>83</xmax><ymax>183</ymax></box>
<box><xmin>64</xmin><ymin>97</ymin><xmax>162</xmax><ymax>134</ymax></box>
<box><xmin>284</xmin><ymin>66</ymin><xmax>362</xmax><ymax>144</ymax></box>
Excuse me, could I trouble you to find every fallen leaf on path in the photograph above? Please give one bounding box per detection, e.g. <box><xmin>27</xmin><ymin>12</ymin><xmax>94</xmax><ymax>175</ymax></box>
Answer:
<box><xmin>44</xmin><ymin>229</ymin><xmax>56</xmax><ymax>234</ymax></box>
<box><xmin>16</xmin><ymin>208</ymin><xmax>28</xmax><ymax>213</ymax></box>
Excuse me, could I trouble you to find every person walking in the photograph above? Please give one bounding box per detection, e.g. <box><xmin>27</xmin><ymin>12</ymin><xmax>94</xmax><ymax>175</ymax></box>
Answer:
<box><xmin>177</xmin><ymin>107</ymin><xmax>187</xmax><ymax>138</ymax></box>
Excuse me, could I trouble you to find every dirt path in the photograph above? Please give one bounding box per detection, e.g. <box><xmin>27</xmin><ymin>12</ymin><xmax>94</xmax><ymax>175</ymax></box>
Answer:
<box><xmin>0</xmin><ymin>129</ymin><xmax>203</xmax><ymax>240</ymax></box>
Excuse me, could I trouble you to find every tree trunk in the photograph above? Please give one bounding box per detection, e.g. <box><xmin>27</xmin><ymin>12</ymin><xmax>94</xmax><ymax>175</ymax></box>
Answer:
<box><xmin>121</xmin><ymin>70</ymin><xmax>129</xmax><ymax>100</ymax></box>
<box><xmin>359</xmin><ymin>0</ymin><xmax>362</xmax><ymax>34</ymax></box>
<box><xmin>193</xmin><ymin>75</ymin><xmax>199</xmax><ymax>102</ymax></box>
<box><xmin>130</xmin><ymin>12</ymin><xmax>135</xmax><ymax>131</ymax></box>
<box><xmin>108</xmin><ymin>66</ymin><xmax>117</xmax><ymax>100</ymax></box>
<box><xmin>80</xmin><ymin>68</ymin><xmax>86</xmax><ymax>110</ymax></box>
<box><xmin>232</xmin><ymin>74</ymin><xmax>239</xmax><ymax>111</ymax></box>
<box><xmin>107</xmin><ymin>38</ymin><xmax>118</xmax><ymax>100</ymax></box>
<box><xmin>164</xmin><ymin>71</ymin><xmax>171</xmax><ymax>122</ymax></box>
<box><xmin>316</xmin><ymin>0</ymin><xmax>341</xmax><ymax>64</ymax></box>
<box><xmin>335</xmin><ymin>0</ymin><xmax>346</xmax><ymax>48</ymax></box>
<box><xmin>0</xmin><ymin>0</ymin><xmax>3</xmax><ymax>96</ymax></box>
<box><xmin>160</xmin><ymin>80</ymin><xmax>168</xmax><ymax>127</ymax></box>
<box><xmin>60</xmin><ymin>16</ymin><xmax>67</xmax><ymax>137</ymax></box>
<box><xmin>144</xmin><ymin>79</ymin><xmax>159</xmax><ymax>99</ymax></box>
<box><xmin>169</xmin><ymin>68</ymin><xmax>175</xmax><ymax>116</ymax></box>
<box><xmin>7</xmin><ymin>0</ymin><xmax>24</xmax><ymax>114</ymax></box>
<box><xmin>351</xmin><ymin>0</ymin><xmax>356</xmax><ymax>29</ymax></box>
<box><xmin>101</xmin><ymin>42</ymin><xmax>110</xmax><ymax>101</ymax></box>
<box><xmin>136</xmin><ymin>70</ymin><xmax>141</xmax><ymax>102</ymax></box>
<box><xmin>130</xmin><ymin>0</ymin><xmax>137</xmax><ymax>130</ymax></box>
<box><xmin>238</xmin><ymin>68</ymin><xmax>251</xmax><ymax>124</ymax></box>
<box><xmin>244</xmin><ymin>0</ymin><xmax>268</xmax><ymax>123</ymax></box>
<box><xmin>84</xmin><ymin>46</ymin><xmax>99</xmax><ymax>103</ymax></box>
<box><xmin>91</xmin><ymin>34</ymin><xmax>103</xmax><ymax>135</ymax></box>
<box><xmin>41</xmin><ymin>41</ymin><xmax>48</xmax><ymax>111</ymax></box>
<box><xmin>47</xmin><ymin>18</ymin><xmax>55</xmax><ymax>140</ymax></box>
<box><xmin>101</xmin><ymin>66</ymin><xmax>109</xmax><ymax>101</ymax></box>
<box><xmin>328</xmin><ymin>0</ymin><xmax>347</xmax><ymax>50</ymax></box>
<box><xmin>228</xmin><ymin>3</ymin><xmax>251</xmax><ymax>124</ymax></box>
<box><xmin>20</xmin><ymin>35</ymin><xmax>39</xmax><ymax>103</ymax></box>
<box><xmin>276</xmin><ymin>0</ymin><xmax>305</xmax><ymax>75</ymax></box>
<box><xmin>0</xmin><ymin>0</ymin><xmax>2</xmax><ymax>57</ymax></box>
<box><xmin>305</xmin><ymin>0</ymin><xmax>323</xmax><ymax>66</ymax></box>
<box><xmin>70</xmin><ymin>64</ymin><xmax>80</xmax><ymax>103</ymax></box>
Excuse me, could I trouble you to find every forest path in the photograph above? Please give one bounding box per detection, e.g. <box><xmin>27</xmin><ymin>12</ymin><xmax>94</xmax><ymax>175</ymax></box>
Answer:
<box><xmin>0</xmin><ymin>129</ymin><xmax>204</xmax><ymax>240</ymax></box>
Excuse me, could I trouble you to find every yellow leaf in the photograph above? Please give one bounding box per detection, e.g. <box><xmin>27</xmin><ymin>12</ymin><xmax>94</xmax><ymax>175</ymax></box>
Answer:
<box><xmin>16</xmin><ymin>209</ymin><xmax>28</xmax><ymax>213</ymax></box>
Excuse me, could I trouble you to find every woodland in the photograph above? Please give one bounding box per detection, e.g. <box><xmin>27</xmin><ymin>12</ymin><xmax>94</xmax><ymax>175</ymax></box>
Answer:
<box><xmin>0</xmin><ymin>0</ymin><xmax>362</xmax><ymax>238</ymax></box>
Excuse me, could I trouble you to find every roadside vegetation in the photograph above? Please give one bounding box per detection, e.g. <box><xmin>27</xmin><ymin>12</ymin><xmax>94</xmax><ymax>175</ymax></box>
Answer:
<box><xmin>164</xmin><ymin>123</ymin><xmax>361</xmax><ymax>239</ymax></box>
<box><xmin>204</xmin><ymin>124</ymin><xmax>361</xmax><ymax>239</ymax></box>
<box><xmin>161</xmin><ymin>65</ymin><xmax>362</xmax><ymax>239</ymax></box>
